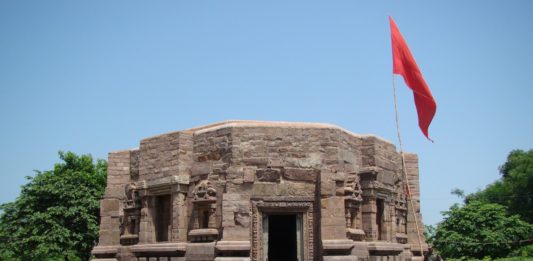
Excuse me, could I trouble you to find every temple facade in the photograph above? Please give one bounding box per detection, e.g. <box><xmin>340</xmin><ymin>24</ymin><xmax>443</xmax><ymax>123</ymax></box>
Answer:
<box><xmin>92</xmin><ymin>121</ymin><xmax>427</xmax><ymax>261</ymax></box>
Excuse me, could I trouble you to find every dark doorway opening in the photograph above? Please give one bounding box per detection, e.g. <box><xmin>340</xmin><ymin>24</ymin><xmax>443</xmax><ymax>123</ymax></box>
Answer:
<box><xmin>155</xmin><ymin>194</ymin><xmax>171</xmax><ymax>242</ymax></box>
<box><xmin>268</xmin><ymin>215</ymin><xmax>297</xmax><ymax>261</ymax></box>
<box><xmin>376</xmin><ymin>198</ymin><xmax>384</xmax><ymax>240</ymax></box>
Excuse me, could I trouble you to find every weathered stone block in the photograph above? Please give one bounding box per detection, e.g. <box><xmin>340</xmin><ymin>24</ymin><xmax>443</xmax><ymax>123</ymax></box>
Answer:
<box><xmin>255</xmin><ymin>168</ymin><xmax>281</xmax><ymax>182</ymax></box>
<box><xmin>242</xmin><ymin>167</ymin><xmax>256</xmax><ymax>183</ymax></box>
<box><xmin>283</xmin><ymin>167</ymin><xmax>319</xmax><ymax>182</ymax></box>
<box><xmin>100</xmin><ymin>198</ymin><xmax>120</xmax><ymax>217</ymax></box>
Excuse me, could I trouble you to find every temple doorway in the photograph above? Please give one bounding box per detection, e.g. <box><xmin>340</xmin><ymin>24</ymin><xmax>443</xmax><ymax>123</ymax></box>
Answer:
<box><xmin>263</xmin><ymin>214</ymin><xmax>303</xmax><ymax>261</ymax></box>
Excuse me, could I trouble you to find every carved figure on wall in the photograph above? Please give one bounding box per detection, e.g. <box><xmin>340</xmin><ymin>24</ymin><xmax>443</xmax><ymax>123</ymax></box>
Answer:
<box><xmin>125</xmin><ymin>183</ymin><xmax>140</xmax><ymax>208</ymax></box>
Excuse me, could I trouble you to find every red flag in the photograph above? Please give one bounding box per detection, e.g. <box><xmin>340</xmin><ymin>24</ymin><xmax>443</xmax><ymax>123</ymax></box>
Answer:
<box><xmin>389</xmin><ymin>16</ymin><xmax>436</xmax><ymax>141</ymax></box>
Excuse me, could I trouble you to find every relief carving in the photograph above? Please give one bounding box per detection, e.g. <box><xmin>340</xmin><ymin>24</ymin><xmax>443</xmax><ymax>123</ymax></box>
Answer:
<box><xmin>345</xmin><ymin>178</ymin><xmax>365</xmax><ymax>241</ymax></box>
<box><xmin>120</xmin><ymin>183</ymin><xmax>141</xmax><ymax>245</ymax></box>
<box><xmin>193</xmin><ymin>180</ymin><xmax>217</xmax><ymax>202</ymax></box>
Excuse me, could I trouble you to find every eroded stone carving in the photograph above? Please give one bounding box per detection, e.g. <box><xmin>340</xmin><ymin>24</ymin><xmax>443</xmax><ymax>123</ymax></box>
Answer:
<box><xmin>345</xmin><ymin>177</ymin><xmax>365</xmax><ymax>241</ymax></box>
<box><xmin>193</xmin><ymin>180</ymin><xmax>217</xmax><ymax>202</ymax></box>
<box><xmin>120</xmin><ymin>183</ymin><xmax>141</xmax><ymax>245</ymax></box>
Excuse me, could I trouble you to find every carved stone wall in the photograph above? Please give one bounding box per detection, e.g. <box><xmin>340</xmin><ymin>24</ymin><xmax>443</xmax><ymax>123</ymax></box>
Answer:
<box><xmin>91</xmin><ymin>121</ymin><xmax>427</xmax><ymax>261</ymax></box>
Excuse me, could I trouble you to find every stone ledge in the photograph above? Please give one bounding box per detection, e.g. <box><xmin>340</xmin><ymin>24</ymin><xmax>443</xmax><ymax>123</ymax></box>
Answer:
<box><xmin>214</xmin><ymin>258</ymin><xmax>250</xmax><ymax>261</ymax></box>
<box><xmin>251</xmin><ymin>196</ymin><xmax>315</xmax><ymax>202</ymax></box>
<box><xmin>130</xmin><ymin>242</ymin><xmax>187</xmax><ymax>253</ymax></box>
<box><xmin>189</xmin><ymin>228</ymin><xmax>219</xmax><ymax>242</ymax></box>
<box><xmin>120</xmin><ymin>234</ymin><xmax>139</xmax><ymax>245</ymax></box>
<box><xmin>322</xmin><ymin>239</ymin><xmax>355</xmax><ymax>251</ymax></box>
<box><xmin>347</xmin><ymin>228</ymin><xmax>365</xmax><ymax>236</ymax></box>
<box><xmin>189</xmin><ymin>228</ymin><xmax>219</xmax><ymax>237</ymax></box>
<box><xmin>347</xmin><ymin>228</ymin><xmax>366</xmax><ymax>241</ymax></box>
<box><xmin>323</xmin><ymin>256</ymin><xmax>358</xmax><ymax>261</ymax></box>
<box><xmin>396</xmin><ymin>233</ymin><xmax>407</xmax><ymax>238</ymax></box>
<box><xmin>140</xmin><ymin>175</ymin><xmax>190</xmax><ymax>188</ymax></box>
<box><xmin>91</xmin><ymin>245</ymin><xmax>118</xmax><ymax>255</ymax></box>
<box><xmin>215</xmin><ymin>241</ymin><xmax>251</xmax><ymax>252</ymax></box>
<box><xmin>367</xmin><ymin>242</ymin><xmax>404</xmax><ymax>254</ymax></box>
<box><xmin>91</xmin><ymin>259</ymin><xmax>118</xmax><ymax>261</ymax></box>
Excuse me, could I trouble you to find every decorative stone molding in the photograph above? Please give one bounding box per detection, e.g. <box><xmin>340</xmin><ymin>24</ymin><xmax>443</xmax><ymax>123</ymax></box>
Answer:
<box><xmin>130</xmin><ymin>242</ymin><xmax>187</xmax><ymax>252</ymax></box>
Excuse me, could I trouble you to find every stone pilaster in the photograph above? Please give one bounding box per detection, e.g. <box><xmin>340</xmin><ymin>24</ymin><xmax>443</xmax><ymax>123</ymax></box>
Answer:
<box><xmin>404</xmin><ymin>153</ymin><xmax>427</xmax><ymax>256</ymax></box>
<box><xmin>93</xmin><ymin>150</ymin><xmax>135</xmax><ymax>258</ymax></box>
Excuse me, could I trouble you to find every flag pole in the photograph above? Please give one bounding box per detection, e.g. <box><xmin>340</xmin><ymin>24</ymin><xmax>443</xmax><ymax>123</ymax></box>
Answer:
<box><xmin>392</xmin><ymin>74</ymin><xmax>425</xmax><ymax>257</ymax></box>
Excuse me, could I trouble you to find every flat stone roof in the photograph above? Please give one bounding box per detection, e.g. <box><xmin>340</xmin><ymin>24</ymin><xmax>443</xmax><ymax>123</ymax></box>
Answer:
<box><xmin>132</xmin><ymin>120</ymin><xmax>395</xmax><ymax>151</ymax></box>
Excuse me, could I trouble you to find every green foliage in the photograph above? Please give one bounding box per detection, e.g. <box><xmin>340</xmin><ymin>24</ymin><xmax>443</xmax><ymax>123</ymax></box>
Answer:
<box><xmin>451</xmin><ymin>188</ymin><xmax>466</xmax><ymax>199</ymax></box>
<box><xmin>447</xmin><ymin>257</ymin><xmax>533</xmax><ymax>261</ymax></box>
<box><xmin>466</xmin><ymin>149</ymin><xmax>533</xmax><ymax>223</ymax></box>
<box><xmin>432</xmin><ymin>201</ymin><xmax>533</xmax><ymax>259</ymax></box>
<box><xmin>424</xmin><ymin>224</ymin><xmax>436</xmax><ymax>245</ymax></box>
<box><xmin>510</xmin><ymin>245</ymin><xmax>533</xmax><ymax>258</ymax></box>
<box><xmin>0</xmin><ymin>151</ymin><xmax>107</xmax><ymax>261</ymax></box>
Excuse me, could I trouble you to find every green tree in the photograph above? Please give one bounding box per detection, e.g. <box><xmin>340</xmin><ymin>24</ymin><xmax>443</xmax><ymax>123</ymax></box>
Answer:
<box><xmin>424</xmin><ymin>224</ymin><xmax>436</xmax><ymax>245</ymax></box>
<box><xmin>467</xmin><ymin>149</ymin><xmax>533</xmax><ymax>223</ymax></box>
<box><xmin>0</xmin><ymin>151</ymin><xmax>107</xmax><ymax>261</ymax></box>
<box><xmin>432</xmin><ymin>201</ymin><xmax>532</xmax><ymax>259</ymax></box>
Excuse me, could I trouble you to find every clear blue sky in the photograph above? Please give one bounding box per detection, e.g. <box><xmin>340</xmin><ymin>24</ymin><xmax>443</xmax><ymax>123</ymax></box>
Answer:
<box><xmin>1</xmin><ymin>1</ymin><xmax>532</xmax><ymax>226</ymax></box>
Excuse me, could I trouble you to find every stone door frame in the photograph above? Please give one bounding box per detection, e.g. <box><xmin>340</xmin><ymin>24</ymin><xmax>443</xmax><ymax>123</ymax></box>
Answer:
<box><xmin>251</xmin><ymin>196</ymin><xmax>315</xmax><ymax>261</ymax></box>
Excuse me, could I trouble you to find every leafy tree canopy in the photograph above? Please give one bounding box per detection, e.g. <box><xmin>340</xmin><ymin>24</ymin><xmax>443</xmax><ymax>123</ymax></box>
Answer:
<box><xmin>433</xmin><ymin>201</ymin><xmax>532</xmax><ymax>259</ymax></box>
<box><xmin>0</xmin><ymin>151</ymin><xmax>107</xmax><ymax>261</ymax></box>
<box><xmin>466</xmin><ymin>149</ymin><xmax>533</xmax><ymax>223</ymax></box>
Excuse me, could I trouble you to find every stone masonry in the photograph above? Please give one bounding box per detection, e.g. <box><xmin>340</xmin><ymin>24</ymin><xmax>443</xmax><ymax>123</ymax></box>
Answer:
<box><xmin>92</xmin><ymin>120</ymin><xmax>428</xmax><ymax>261</ymax></box>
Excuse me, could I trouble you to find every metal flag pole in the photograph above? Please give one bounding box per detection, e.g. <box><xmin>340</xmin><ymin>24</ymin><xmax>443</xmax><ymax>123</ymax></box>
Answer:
<box><xmin>392</xmin><ymin>74</ymin><xmax>425</xmax><ymax>257</ymax></box>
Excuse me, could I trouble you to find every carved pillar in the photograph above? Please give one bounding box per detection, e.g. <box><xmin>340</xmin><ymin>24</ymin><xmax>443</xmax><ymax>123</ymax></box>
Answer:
<box><xmin>382</xmin><ymin>199</ymin><xmax>393</xmax><ymax>241</ymax></box>
<box><xmin>360</xmin><ymin>169</ymin><xmax>379</xmax><ymax>241</ymax></box>
<box><xmin>394</xmin><ymin>183</ymin><xmax>408</xmax><ymax>244</ymax></box>
<box><xmin>139</xmin><ymin>196</ymin><xmax>155</xmax><ymax>243</ymax></box>
<box><xmin>171</xmin><ymin>189</ymin><xmax>188</xmax><ymax>241</ymax></box>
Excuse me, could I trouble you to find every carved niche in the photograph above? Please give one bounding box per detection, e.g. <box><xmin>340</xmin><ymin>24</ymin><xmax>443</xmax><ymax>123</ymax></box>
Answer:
<box><xmin>394</xmin><ymin>182</ymin><xmax>408</xmax><ymax>244</ymax></box>
<box><xmin>121</xmin><ymin>183</ymin><xmax>141</xmax><ymax>245</ymax></box>
<box><xmin>344</xmin><ymin>176</ymin><xmax>365</xmax><ymax>241</ymax></box>
<box><xmin>189</xmin><ymin>180</ymin><xmax>219</xmax><ymax>242</ymax></box>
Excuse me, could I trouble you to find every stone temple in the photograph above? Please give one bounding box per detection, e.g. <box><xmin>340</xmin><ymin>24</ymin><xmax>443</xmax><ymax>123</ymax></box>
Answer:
<box><xmin>92</xmin><ymin>121</ymin><xmax>427</xmax><ymax>261</ymax></box>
